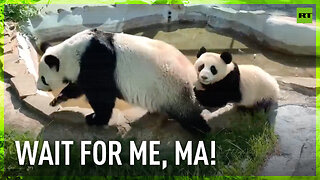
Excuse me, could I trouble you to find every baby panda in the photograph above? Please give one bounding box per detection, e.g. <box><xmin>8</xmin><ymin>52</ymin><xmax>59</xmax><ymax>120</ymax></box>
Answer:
<box><xmin>193</xmin><ymin>47</ymin><xmax>279</xmax><ymax>110</ymax></box>
<box><xmin>37</xmin><ymin>29</ymin><xmax>211</xmax><ymax>135</ymax></box>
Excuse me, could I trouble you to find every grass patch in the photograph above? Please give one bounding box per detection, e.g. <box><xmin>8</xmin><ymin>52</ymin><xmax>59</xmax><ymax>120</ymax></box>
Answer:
<box><xmin>2</xmin><ymin>110</ymin><xmax>277</xmax><ymax>177</ymax></box>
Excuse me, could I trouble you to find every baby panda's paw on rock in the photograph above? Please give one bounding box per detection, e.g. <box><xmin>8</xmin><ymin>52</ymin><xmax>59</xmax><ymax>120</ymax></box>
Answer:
<box><xmin>85</xmin><ymin>113</ymin><xmax>108</xmax><ymax>126</ymax></box>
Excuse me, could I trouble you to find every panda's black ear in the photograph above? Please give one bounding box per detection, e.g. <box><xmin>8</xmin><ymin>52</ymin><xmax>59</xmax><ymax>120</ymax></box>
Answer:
<box><xmin>44</xmin><ymin>55</ymin><xmax>60</xmax><ymax>72</ymax></box>
<box><xmin>40</xmin><ymin>42</ymin><xmax>52</xmax><ymax>53</ymax></box>
<box><xmin>220</xmin><ymin>52</ymin><xmax>232</xmax><ymax>64</ymax></box>
<box><xmin>196</xmin><ymin>46</ymin><xmax>207</xmax><ymax>58</ymax></box>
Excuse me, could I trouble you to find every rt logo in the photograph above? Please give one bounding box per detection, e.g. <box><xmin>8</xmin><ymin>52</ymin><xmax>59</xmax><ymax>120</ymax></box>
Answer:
<box><xmin>297</xmin><ymin>8</ymin><xmax>312</xmax><ymax>23</ymax></box>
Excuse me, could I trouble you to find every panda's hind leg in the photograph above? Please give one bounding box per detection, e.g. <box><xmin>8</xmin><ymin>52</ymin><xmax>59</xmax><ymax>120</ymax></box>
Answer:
<box><xmin>236</xmin><ymin>99</ymin><xmax>275</xmax><ymax>114</ymax></box>
<box><xmin>256</xmin><ymin>99</ymin><xmax>274</xmax><ymax>112</ymax></box>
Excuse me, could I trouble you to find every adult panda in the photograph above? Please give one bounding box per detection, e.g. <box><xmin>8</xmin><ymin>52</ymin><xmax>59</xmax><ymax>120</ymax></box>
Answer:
<box><xmin>37</xmin><ymin>29</ymin><xmax>211</xmax><ymax>135</ymax></box>
<box><xmin>194</xmin><ymin>47</ymin><xmax>279</xmax><ymax>109</ymax></box>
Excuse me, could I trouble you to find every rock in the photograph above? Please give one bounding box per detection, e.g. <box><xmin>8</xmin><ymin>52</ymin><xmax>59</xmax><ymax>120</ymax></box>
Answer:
<box><xmin>50</xmin><ymin>107</ymin><xmax>92</xmax><ymax>124</ymax></box>
<box><xmin>4</xmin><ymin>35</ymin><xmax>11</xmax><ymax>45</ymax></box>
<box><xmin>124</xmin><ymin>112</ymin><xmax>195</xmax><ymax>142</ymax></box>
<box><xmin>205</xmin><ymin>6</ymin><xmax>316</xmax><ymax>55</ymax></box>
<box><xmin>276</xmin><ymin>76</ymin><xmax>316</xmax><ymax>96</ymax></box>
<box><xmin>4</xmin><ymin>61</ymin><xmax>28</xmax><ymax>77</ymax></box>
<box><xmin>9</xmin><ymin>24</ymin><xmax>15</xmax><ymax>30</ymax></box>
<box><xmin>51</xmin><ymin>107</ymin><xmax>131</xmax><ymax>136</ymax></box>
<box><xmin>259</xmin><ymin>105</ymin><xmax>316</xmax><ymax>176</ymax></box>
<box><xmin>4</xmin><ymin>45</ymin><xmax>13</xmax><ymax>54</ymax></box>
<box><xmin>41</xmin><ymin>120</ymin><xmax>119</xmax><ymax>142</ymax></box>
<box><xmin>278</xmin><ymin>88</ymin><xmax>316</xmax><ymax>107</ymax></box>
<box><xmin>4</xmin><ymin>81</ymin><xmax>46</xmax><ymax>138</ymax></box>
<box><xmin>276</xmin><ymin>76</ymin><xmax>316</xmax><ymax>89</ymax></box>
<box><xmin>23</xmin><ymin>94</ymin><xmax>60</xmax><ymax>116</ymax></box>
<box><xmin>4</xmin><ymin>53</ymin><xmax>19</xmax><ymax>63</ymax></box>
<box><xmin>4</xmin><ymin>41</ymin><xmax>15</xmax><ymax>54</ymax></box>
<box><xmin>10</xmin><ymin>74</ymin><xmax>37</xmax><ymax>98</ymax></box>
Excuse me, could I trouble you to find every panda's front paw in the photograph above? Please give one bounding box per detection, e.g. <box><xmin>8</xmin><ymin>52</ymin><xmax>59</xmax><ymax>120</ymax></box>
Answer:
<box><xmin>201</xmin><ymin>109</ymin><xmax>212</xmax><ymax>121</ymax></box>
<box><xmin>194</xmin><ymin>81</ymin><xmax>205</xmax><ymax>91</ymax></box>
<box><xmin>85</xmin><ymin>113</ymin><xmax>108</xmax><ymax>126</ymax></box>
<box><xmin>49</xmin><ymin>95</ymin><xmax>67</xmax><ymax>106</ymax></box>
<box><xmin>49</xmin><ymin>98</ymin><xmax>59</xmax><ymax>107</ymax></box>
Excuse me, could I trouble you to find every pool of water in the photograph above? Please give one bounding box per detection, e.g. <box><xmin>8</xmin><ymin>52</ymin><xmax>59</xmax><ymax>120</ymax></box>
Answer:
<box><xmin>46</xmin><ymin>26</ymin><xmax>316</xmax><ymax>110</ymax></box>
<box><xmin>136</xmin><ymin>27</ymin><xmax>316</xmax><ymax>78</ymax></box>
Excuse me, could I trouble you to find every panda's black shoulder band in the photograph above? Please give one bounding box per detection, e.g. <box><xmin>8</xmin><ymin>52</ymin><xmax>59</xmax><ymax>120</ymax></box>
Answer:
<box><xmin>77</xmin><ymin>32</ymin><xmax>119</xmax><ymax>126</ymax></box>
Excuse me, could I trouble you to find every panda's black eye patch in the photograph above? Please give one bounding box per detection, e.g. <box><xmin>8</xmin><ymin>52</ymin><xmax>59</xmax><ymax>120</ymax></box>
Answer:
<box><xmin>210</xmin><ymin>65</ymin><xmax>217</xmax><ymax>75</ymax></box>
<box><xmin>198</xmin><ymin>64</ymin><xmax>204</xmax><ymax>72</ymax></box>
<box><xmin>63</xmin><ymin>78</ymin><xmax>70</xmax><ymax>84</ymax></box>
<box><xmin>41</xmin><ymin>76</ymin><xmax>49</xmax><ymax>86</ymax></box>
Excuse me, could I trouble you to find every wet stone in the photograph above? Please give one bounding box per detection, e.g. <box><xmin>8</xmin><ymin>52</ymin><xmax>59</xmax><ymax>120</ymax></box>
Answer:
<box><xmin>259</xmin><ymin>105</ymin><xmax>316</xmax><ymax>176</ymax></box>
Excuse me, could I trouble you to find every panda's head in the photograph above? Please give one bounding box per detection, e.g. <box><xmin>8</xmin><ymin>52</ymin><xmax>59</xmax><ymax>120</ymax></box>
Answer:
<box><xmin>37</xmin><ymin>30</ymin><xmax>95</xmax><ymax>91</ymax></box>
<box><xmin>37</xmin><ymin>43</ymin><xmax>68</xmax><ymax>91</ymax></box>
<box><xmin>194</xmin><ymin>47</ymin><xmax>234</xmax><ymax>85</ymax></box>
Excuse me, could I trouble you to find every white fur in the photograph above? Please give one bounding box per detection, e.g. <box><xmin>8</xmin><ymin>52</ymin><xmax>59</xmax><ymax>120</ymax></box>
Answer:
<box><xmin>37</xmin><ymin>30</ymin><xmax>94</xmax><ymax>91</ymax></box>
<box><xmin>238</xmin><ymin>65</ymin><xmax>279</xmax><ymax>106</ymax></box>
<box><xmin>194</xmin><ymin>53</ymin><xmax>235</xmax><ymax>85</ymax></box>
<box><xmin>113</xmin><ymin>33</ymin><xmax>197</xmax><ymax>112</ymax></box>
<box><xmin>195</xmin><ymin>52</ymin><xmax>279</xmax><ymax>107</ymax></box>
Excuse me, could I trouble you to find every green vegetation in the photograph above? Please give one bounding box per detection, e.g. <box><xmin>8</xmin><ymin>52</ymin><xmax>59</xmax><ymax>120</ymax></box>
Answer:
<box><xmin>4</xmin><ymin>4</ymin><xmax>38</xmax><ymax>22</ymax></box>
<box><xmin>1</xmin><ymin>4</ymin><xmax>4</xmax><ymax>80</ymax></box>
<box><xmin>2</xmin><ymin>110</ymin><xmax>277</xmax><ymax>178</ymax></box>
<box><xmin>316</xmin><ymin>92</ymin><xmax>320</xmax><ymax>177</ymax></box>
<box><xmin>0</xmin><ymin>127</ymin><xmax>3</xmax><ymax>176</ymax></box>
<box><xmin>0</xmin><ymin>2</ymin><xmax>40</xmax><ymax>81</ymax></box>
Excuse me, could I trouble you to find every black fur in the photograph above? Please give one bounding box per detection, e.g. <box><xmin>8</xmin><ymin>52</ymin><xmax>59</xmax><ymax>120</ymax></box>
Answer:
<box><xmin>44</xmin><ymin>55</ymin><xmax>60</xmax><ymax>71</ymax></box>
<box><xmin>63</xmin><ymin>77</ymin><xmax>71</xmax><ymax>84</ymax></box>
<box><xmin>50</xmin><ymin>83</ymin><xmax>83</xmax><ymax>106</ymax></box>
<box><xmin>40</xmin><ymin>42</ymin><xmax>51</xmax><ymax>53</ymax></box>
<box><xmin>220</xmin><ymin>52</ymin><xmax>232</xmax><ymax>64</ymax></box>
<box><xmin>194</xmin><ymin>63</ymin><xmax>242</xmax><ymax>108</ymax></box>
<box><xmin>167</xmin><ymin>107</ymin><xmax>211</xmax><ymax>136</ymax></box>
<box><xmin>52</xmin><ymin>30</ymin><xmax>120</xmax><ymax>125</ymax></box>
<box><xmin>76</xmin><ymin>30</ymin><xmax>120</xmax><ymax>126</ymax></box>
<box><xmin>197</xmin><ymin>46</ymin><xmax>207</xmax><ymax>58</ymax></box>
